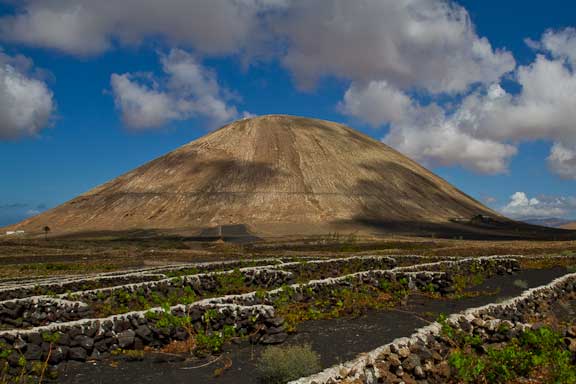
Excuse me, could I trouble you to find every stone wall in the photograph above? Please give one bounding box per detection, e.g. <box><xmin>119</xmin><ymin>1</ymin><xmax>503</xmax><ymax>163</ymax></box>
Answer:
<box><xmin>0</xmin><ymin>255</ymin><xmax>523</xmax><ymax>373</ymax></box>
<box><xmin>274</xmin><ymin>256</ymin><xmax>397</xmax><ymax>279</ymax></box>
<box><xmin>0</xmin><ymin>268</ymin><xmax>294</xmax><ymax>330</ymax></box>
<box><xmin>199</xmin><ymin>256</ymin><xmax>519</xmax><ymax>308</ymax></box>
<box><xmin>291</xmin><ymin>264</ymin><xmax>575</xmax><ymax>384</ymax></box>
<box><xmin>0</xmin><ymin>256</ymin><xmax>398</xmax><ymax>331</ymax></box>
<box><xmin>0</xmin><ymin>301</ymin><xmax>286</xmax><ymax>368</ymax></box>
<box><xmin>0</xmin><ymin>258</ymin><xmax>287</xmax><ymax>301</ymax></box>
<box><xmin>0</xmin><ymin>298</ymin><xmax>92</xmax><ymax>329</ymax></box>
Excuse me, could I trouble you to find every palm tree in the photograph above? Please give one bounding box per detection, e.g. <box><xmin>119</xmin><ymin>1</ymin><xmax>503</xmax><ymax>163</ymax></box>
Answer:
<box><xmin>43</xmin><ymin>226</ymin><xmax>50</xmax><ymax>241</ymax></box>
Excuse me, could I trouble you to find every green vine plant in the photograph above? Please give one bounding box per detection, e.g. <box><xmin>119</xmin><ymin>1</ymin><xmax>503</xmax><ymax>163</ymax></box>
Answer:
<box><xmin>438</xmin><ymin>315</ymin><xmax>576</xmax><ymax>384</ymax></box>
<box><xmin>144</xmin><ymin>305</ymin><xmax>244</xmax><ymax>358</ymax></box>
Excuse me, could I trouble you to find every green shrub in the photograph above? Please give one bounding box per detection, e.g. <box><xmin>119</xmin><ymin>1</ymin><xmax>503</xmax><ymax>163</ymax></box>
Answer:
<box><xmin>256</xmin><ymin>344</ymin><xmax>321</xmax><ymax>384</ymax></box>
<box><xmin>448</xmin><ymin>326</ymin><xmax>576</xmax><ymax>384</ymax></box>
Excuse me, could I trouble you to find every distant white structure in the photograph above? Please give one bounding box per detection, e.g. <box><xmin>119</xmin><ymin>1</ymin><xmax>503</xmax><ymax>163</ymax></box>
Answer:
<box><xmin>4</xmin><ymin>230</ymin><xmax>25</xmax><ymax>236</ymax></box>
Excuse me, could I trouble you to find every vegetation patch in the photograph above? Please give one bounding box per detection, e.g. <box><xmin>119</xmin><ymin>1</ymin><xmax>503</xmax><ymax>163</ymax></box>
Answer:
<box><xmin>442</xmin><ymin>320</ymin><xmax>576</xmax><ymax>384</ymax></box>
<box><xmin>144</xmin><ymin>306</ymin><xmax>241</xmax><ymax>358</ymax></box>
<box><xmin>274</xmin><ymin>278</ymin><xmax>410</xmax><ymax>332</ymax></box>
<box><xmin>89</xmin><ymin>269</ymin><xmax>267</xmax><ymax>317</ymax></box>
<box><xmin>256</xmin><ymin>344</ymin><xmax>321</xmax><ymax>384</ymax></box>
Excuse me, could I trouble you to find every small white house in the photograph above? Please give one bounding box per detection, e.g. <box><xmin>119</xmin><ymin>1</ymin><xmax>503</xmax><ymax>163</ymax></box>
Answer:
<box><xmin>4</xmin><ymin>230</ymin><xmax>25</xmax><ymax>236</ymax></box>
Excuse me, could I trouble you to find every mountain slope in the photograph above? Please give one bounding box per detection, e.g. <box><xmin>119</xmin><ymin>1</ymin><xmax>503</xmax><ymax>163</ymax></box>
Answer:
<box><xmin>6</xmin><ymin>115</ymin><xmax>498</xmax><ymax>237</ymax></box>
<box><xmin>562</xmin><ymin>222</ymin><xmax>576</xmax><ymax>230</ymax></box>
<box><xmin>520</xmin><ymin>218</ymin><xmax>572</xmax><ymax>228</ymax></box>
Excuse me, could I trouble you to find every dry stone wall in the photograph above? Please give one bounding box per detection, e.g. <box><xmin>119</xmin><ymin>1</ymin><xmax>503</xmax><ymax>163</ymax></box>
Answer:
<box><xmin>0</xmin><ymin>255</ymin><xmax>399</xmax><ymax>366</ymax></box>
<box><xmin>0</xmin><ymin>254</ymin><xmax>525</xmax><ymax>375</ymax></box>
<box><xmin>0</xmin><ymin>302</ymin><xmax>280</xmax><ymax>366</ymax></box>
<box><xmin>290</xmin><ymin>258</ymin><xmax>574</xmax><ymax>384</ymax></box>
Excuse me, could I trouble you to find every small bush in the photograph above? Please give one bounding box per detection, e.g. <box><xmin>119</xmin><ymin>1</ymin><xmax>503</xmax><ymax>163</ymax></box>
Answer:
<box><xmin>448</xmin><ymin>326</ymin><xmax>576</xmax><ymax>384</ymax></box>
<box><xmin>256</xmin><ymin>344</ymin><xmax>321</xmax><ymax>384</ymax></box>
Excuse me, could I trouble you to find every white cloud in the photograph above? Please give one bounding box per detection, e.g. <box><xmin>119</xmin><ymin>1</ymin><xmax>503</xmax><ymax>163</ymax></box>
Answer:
<box><xmin>0</xmin><ymin>0</ymin><xmax>286</xmax><ymax>56</ymax></box>
<box><xmin>341</xmin><ymin>81</ymin><xmax>517</xmax><ymax>173</ymax></box>
<box><xmin>110</xmin><ymin>73</ymin><xmax>179</xmax><ymax>129</ymax></box>
<box><xmin>383</xmin><ymin>101</ymin><xmax>517</xmax><ymax>174</ymax></box>
<box><xmin>0</xmin><ymin>50</ymin><xmax>54</xmax><ymax>139</ymax></box>
<box><xmin>482</xmin><ymin>195</ymin><xmax>497</xmax><ymax>204</ymax></box>
<box><xmin>469</xmin><ymin>56</ymin><xmax>576</xmax><ymax>143</ymax></box>
<box><xmin>5</xmin><ymin>1</ymin><xmax>576</xmax><ymax>179</ymax></box>
<box><xmin>275</xmin><ymin>0</ymin><xmax>515</xmax><ymax>92</ymax></box>
<box><xmin>341</xmin><ymin>28</ymin><xmax>576</xmax><ymax>177</ymax></box>
<box><xmin>111</xmin><ymin>49</ymin><xmax>241</xmax><ymax>129</ymax></box>
<box><xmin>548</xmin><ymin>143</ymin><xmax>576</xmax><ymax>180</ymax></box>
<box><xmin>339</xmin><ymin>81</ymin><xmax>411</xmax><ymax>126</ymax></box>
<box><xmin>528</xmin><ymin>28</ymin><xmax>576</xmax><ymax>68</ymax></box>
<box><xmin>501</xmin><ymin>192</ymin><xmax>576</xmax><ymax>219</ymax></box>
<box><xmin>0</xmin><ymin>0</ymin><xmax>514</xmax><ymax>95</ymax></box>
<box><xmin>445</xmin><ymin>49</ymin><xmax>576</xmax><ymax>178</ymax></box>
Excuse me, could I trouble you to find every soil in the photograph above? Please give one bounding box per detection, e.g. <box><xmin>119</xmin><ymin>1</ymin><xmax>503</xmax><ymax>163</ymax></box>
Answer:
<box><xmin>58</xmin><ymin>267</ymin><xmax>569</xmax><ymax>384</ymax></box>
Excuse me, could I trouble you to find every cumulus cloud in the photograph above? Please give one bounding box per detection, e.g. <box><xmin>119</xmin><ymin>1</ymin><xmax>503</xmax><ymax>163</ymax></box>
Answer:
<box><xmin>275</xmin><ymin>0</ymin><xmax>515</xmax><ymax>92</ymax></box>
<box><xmin>111</xmin><ymin>49</ymin><xmax>241</xmax><ymax>129</ymax></box>
<box><xmin>110</xmin><ymin>74</ymin><xmax>179</xmax><ymax>129</ymax></box>
<box><xmin>341</xmin><ymin>81</ymin><xmax>517</xmax><ymax>173</ymax></box>
<box><xmin>383</xmin><ymin>105</ymin><xmax>517</xmax><ymax>174</ymax></box>
<box><xmin>548</xmin><ymin>143</ymin><xmax>576</xmax><ymax>180</ymax></box>
<box><xmin>528</xmin><ymin>28</ymin><xmax>576</xmax><ymax>68</ymax></box>
<box><xmin>501</xmin><ymin>192</ymin><xmax>576</xmax><ymax>219</ymax></box>
<box><xmin>338</xmin><ymin>81</ymin><xmax>411</xmax><ymax>127</ymax></box>
<box><xmin>444</xmin><ymin>48</ymin><xmax>576</xmax><ymax>178</ymax></box>
<box><xmin>0</xmin><ymin>0</ymin><xmax>286</xmax><ymax>56</ymax></box>
<box><xmin>0</xmin><ymin>0</ymin><xmax>514</xmax><ymax>94</ymax></box>
<box><xmin>5</xmin><ymin>1</ymin><xmax>576</xmax><ymax>178</ymax></box>
<box><xmin>0</xmin><ymin>50</ymin><xmax>54</xmax><ymax>139</ymax></box>
<box><xmin>341</xmin><ymin>28</ymin><xmax>576</xmax><ymax>177</ymax></box>
<box><xmin>466</xmin><ymin>56</ymin><xmax>576</xmax><ymax>143</ymax></box>
<box><xmin>0</xmin><ymin>1</ymin><xmax>517</xmax><ymax>140</ymax></box>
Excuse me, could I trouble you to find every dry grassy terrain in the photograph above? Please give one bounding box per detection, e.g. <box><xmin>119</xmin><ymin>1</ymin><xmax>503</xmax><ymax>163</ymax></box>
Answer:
<box><xmin>562</xmin><ymin>222</ymin><xmax>576</xmax><ymax>230</ymax></box>
<box><xmin>1</xmin><ymin>235</ymin><xmax>575</xmax><ymax>279</ymax></box>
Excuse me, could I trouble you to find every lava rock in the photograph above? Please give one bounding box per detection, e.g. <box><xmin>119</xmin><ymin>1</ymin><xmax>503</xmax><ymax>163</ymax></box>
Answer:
<box><xmin>117</xmin><ymin>329</ymin><xmax>135</xmax><ymax>349</ymax></box>
<box><xmin>69</xmin><ymin>347</ymin><xmax>87</xmax><ymax>361</ymax></box>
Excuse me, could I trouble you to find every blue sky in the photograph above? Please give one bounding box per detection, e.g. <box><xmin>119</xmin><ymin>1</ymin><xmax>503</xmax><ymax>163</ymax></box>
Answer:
<box><xmin>1</xmin><ymin>0</ymin><xmax>576</xmax><ymax>226</ymax></box>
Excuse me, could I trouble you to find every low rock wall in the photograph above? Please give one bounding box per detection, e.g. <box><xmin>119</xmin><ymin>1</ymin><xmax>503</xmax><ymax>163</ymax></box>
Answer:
<box><xmin>0</xmin><ymin>299</ymin><xmax>92</xmax><ymax>329</ymax></box>
<box><xmin>0</xmin><ymin>268</ymin><xmax>294</xmax><ymax>330</ymax></box>
<box><xmin>0</xmin><ymin>257</ymin><xmax>400</xmax><ymax>331</ymax></box>
<box><xmin>274</xmin><ymin>256</ymin><xmax>397</xmax><ymax>279</ymax></box>
<box><xmin>210</xmin><ymin>256</ymin><xmax>518</xmax><ymax>307</ymax></box>
<box><xmin>0</xmin><ymin>258</ymin><xmax>288</xmax><ymax>302</ymax></box>
<box><xmin>291</xmin><ymin>267</ymin><xmax>575</xmax><ymax>384</ymax></box>
<box><xmin>0</xmin><ymin>255</ymin><xmax>524</xmax><ymax>373</ymax></box>
<box><xmin>0</xmin><ymin>302</ymin><xmax>286</xmax><ymax>367</ymax></box>
<box><xmin>0</xmin><ymin>274</ymin><xmax>166</xmax><ymax>302</ymax></box>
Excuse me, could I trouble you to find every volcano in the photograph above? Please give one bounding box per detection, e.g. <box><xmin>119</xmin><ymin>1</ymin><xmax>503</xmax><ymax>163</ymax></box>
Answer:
<box><xmin>7</xmin><ymin>115</ymin><xmax>503</xmax><ymax>238</ymax></box>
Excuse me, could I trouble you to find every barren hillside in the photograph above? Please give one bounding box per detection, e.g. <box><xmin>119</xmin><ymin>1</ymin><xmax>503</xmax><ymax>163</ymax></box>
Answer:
<box><xmin>6</xmin><ymin>115</ymin><xmax>498</xmax><ymax>237</ymax></box>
